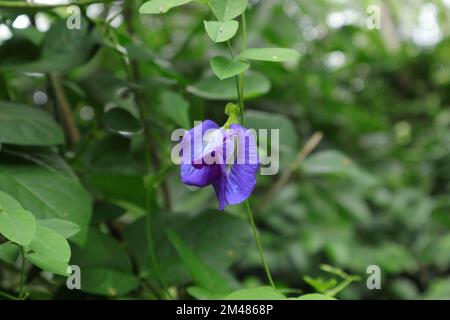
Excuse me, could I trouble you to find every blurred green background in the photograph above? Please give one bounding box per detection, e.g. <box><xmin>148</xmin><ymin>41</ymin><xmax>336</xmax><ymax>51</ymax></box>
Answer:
<box><xmin>0</xmin><ymin>0</ymin><xmax>450</xmax><ymax>300</ymax></box>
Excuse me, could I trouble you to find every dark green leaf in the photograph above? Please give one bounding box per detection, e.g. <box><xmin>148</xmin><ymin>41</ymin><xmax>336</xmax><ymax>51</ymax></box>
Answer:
<box><xmin>0</xmin><ymin>101</ymin><xmax>64</xmax><ymax>146</ymax></box>
<box><xmin>80</xmin><ymin>268</ymin><xmax>139</xmax><ymax>297</ymax></box>
<box><xmin>0</xmin><ymin>242</ymin><xmax>19</xmax><ymax>264</ymax></box>
<box><xmin>167</xmin><ymin>229</ymin><xmax>231</xmax><ymax>296</ymax></box>
<box><xmin>103</xmin><ymin>108</ymin><xmax>142</xmax><ymax>134</ymax></box>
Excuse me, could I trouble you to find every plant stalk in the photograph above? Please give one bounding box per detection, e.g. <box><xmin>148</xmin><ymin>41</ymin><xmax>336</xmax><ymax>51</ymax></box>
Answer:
<box><xmin>245</xmin><ymin>201</ymin><xmax>275</xmax><ymax>288</ymax></box>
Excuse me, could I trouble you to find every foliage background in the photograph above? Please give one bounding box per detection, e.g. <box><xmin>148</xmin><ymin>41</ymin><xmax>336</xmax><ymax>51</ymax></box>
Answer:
<box><xmin>0</xmin><ymin>0</ymin><xmax>450</xmax><ymax>300</ymax></box>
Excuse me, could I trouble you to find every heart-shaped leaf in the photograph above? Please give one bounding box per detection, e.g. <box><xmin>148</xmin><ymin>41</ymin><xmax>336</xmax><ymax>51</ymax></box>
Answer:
<box><xmin>210</xmin><ymin>56</ymin><xmax>249</xmax><ymax>80</ymax></box>
<box><xmin>209</xmin><ymin>0</ymin><xmax>248</xmax><ymax>21</ymax></box>
<box><xmin>204</xmin><ymin>20</ymin><xmax>239</xmax><ymax>43</ymax></box>
<box><xmin>239</xmin><ymin>48</ymin><xmax>300</xmax><ymax>62</ymax></box>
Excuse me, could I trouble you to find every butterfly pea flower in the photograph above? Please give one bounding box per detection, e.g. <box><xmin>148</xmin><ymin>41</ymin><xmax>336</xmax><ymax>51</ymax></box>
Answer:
<box><xmin>180</xmin><ymin>116</ymin><xmax>259</xmax><ymax>210</ymax></box>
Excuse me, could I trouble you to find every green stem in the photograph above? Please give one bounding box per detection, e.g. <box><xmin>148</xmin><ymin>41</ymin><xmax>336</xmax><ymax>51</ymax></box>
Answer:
<box><xmin>18</xmin><ymin>246</ymin><xmax>25</xmax><ymax>298</ymax></box>
<box><xmin>0</xmin><ymin>290</ymin><xmax>21</xmax><ymax>300</ymax></box>
<box><xmin>145</xmin><ymin>210</ymin><xmax>170</xmax><ymax>299</ymax></box>
<box><xmin>239</xmin><ymin>12</ymin><xmax>248</xmax><ymax>124</ymax></box>
<box><xmin>245</xmin><ymin>201</ymin><xmax>275</xmax><ymax>288</ymax></box>
<box><xmin>121</xmin><ymin>1</ymin><xmax>172</xmax><ymax>299</ymax></box>
<box><xmin>226</xmin><ymin>41</ymin><xmax>244</xmax><ymax>124</ymax></box>
<box><xmin>229</xmin><ymin>11</ymin><xmax>274</xmax><ymax>287</ymax></box>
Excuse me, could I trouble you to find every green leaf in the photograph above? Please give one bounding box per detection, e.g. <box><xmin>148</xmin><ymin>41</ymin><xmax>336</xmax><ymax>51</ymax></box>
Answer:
<box><xmin>239</xmin><ymin>48</ymin><xmax>300</xmax><ymax>62</ymax></box>
<box><xmin>0</xmin><ymin>101</ymin><xmax>64</xmax><ymax>146</ymax></box>
<box><xmin>302</xmin><ymin>150</ymin><xmax>355</xmax><ymax>175</ymax></box>
<box><xmin>210</xmin><ymin>56</ymin><xmax>249</xmax><ymax>80</ymax></box>
<box><xmin>0</xmin><ymin>165</ymin><xmax>92</xmax><ymax>245</ymax></box>
<box><xmin>244</xmin><ymin>110</ymin><xmax>299</xmax><ymax>166</ymax></box>
<box><xmin>80</xmin><ymin>268</ymin><xmax>139</xmax><ymax>297</ymax></box>
<box><xmin>140</xmin><ymin>0</ymin><xmax>192</xmax><ymax>14</ymax></box>
<box><xmin>25</xmin><ymin>253</ymin><xmax>69</xmax><ymax>276</ymax></box>
<box><xmin>301</xmin><ymin>150</ymin><xmax>377</xmax><ymax>187</ymax></box>
<box><xmin>88</xmin><ymin>173</ymin><xmax>147</xmax><ymax>209</ymax></box>
<box><xmin>0</xmin><ymin>191</ymin><xmax>36</xmax><ymax>246</ymax></box>
<box><xmin>71</xmin><ymin>228</ymin><xmax>133</xmax><ymax>273</ymax></box>
<box><xmin>103</xmin><ymin>108</ymin><xmax>142</xmax><ymax>134</ymax></box>
<box><xmin>167</xmin><ymin>229</ymin><xmax>231</xmax><ymax>296</ymax></box>
<box><xmin>159</xmin><ymin>91</ymin><xmax>191</xmax><ymax>128</ymax></box>
<box><xmin>0</xmin><ymin>18</ymin><xmax>98</xmax><ymax>72</ymax></box>
<box><xmin>209</xmin><ymin>0</ymin><xmax>248</xmax><ymax>21</ymax></box>
<box><xmin>71</xmin><ymin>228</ymin><xmax>138</xmax><ymax>296</ymax></box>
<box><xmin>124</xmin><ymin>210</ymin><xmax>252</xmax><ymax>287</ymax></box>
<box><xmin>295</xmin><ymin>294</ymin><xmax>337</xmax><ymax>300</ymax></box>
<box><xmin>304</xmin><ymin>276</ymin><xmax>338</xmax><ymax>293</ymax></box>
<box><xmin>187</xmin><ymin>72</ymin><xmax>270</xmax><ymax>100</ymax></box>
<box><xmin>204</xmin><ymin>20</ymin><xmax>239</xmax><ymax>43</ymax></box>
<box><xmin>29</xmin><ymin>223</ymin><xmax>71</xmax><ymax>262</ymax></box>
<box><xmin>0</xmin><ymin>242</ymin><xmax>19</xmax><ymax>264</ymax></box>
<box><xmin>37</xmin><ymin>219</ymin><xmax>81</xmax><ymax>239</ymax></box>
<box><xmin>224</xmin><ymin>286</ymin><xmax>286</xmax><ymax>300</ymax></box>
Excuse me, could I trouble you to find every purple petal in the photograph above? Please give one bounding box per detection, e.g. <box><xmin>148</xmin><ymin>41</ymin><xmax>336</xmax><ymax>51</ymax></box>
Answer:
<box><xmin>180</xmin><ymin>120</ymin><xmax>220</xmax><ymax>187</ymax></box>
<box><xmin>181</xmin><ymin>163</ymin><xmax>220</xmax><ymax>187</ymax></box>
<box><xmin>213</xmin><ymin>125</ymin><xmax>259</xmax><ymax>210</ymax></box>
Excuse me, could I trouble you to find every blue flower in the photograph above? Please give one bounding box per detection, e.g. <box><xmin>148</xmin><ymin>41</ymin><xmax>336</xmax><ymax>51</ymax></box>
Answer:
<box><xmin>180</xmin><ymin>120</ymin><xmax>259</xmax><ymax>210</ymax></box>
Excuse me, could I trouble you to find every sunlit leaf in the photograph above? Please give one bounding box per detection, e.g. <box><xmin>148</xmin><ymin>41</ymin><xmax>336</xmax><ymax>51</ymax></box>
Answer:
<box><xmin>140</xmin><ymin>0</ymin><xmax>192</xmax><ymax>14</ymax></box>
<box><xmin>209</xmin><ymin>0</ymin><xmax>248</xmax><ymax>21</ymax></box>
<box><xmin>239</xmin><ymin>48</ymin><xmax>300</xmax><ymax>62</ymax></box>
<box><xmin>204</xmin><ymin>20</ymin><xmax>239</xmax><ymax>43</ymax></box>
<box><xmin>0</xmin><ymin>191</ymin><xmax>36</xmax><ymax>246</ymax></box>
<box><xmin>29</xmin><ymin>223</ymin><xmax>71</xmax><ymax>263</ymax></box>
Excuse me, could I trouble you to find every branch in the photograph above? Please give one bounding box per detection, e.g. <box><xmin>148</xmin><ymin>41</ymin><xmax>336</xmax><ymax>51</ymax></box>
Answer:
<box><xmin>50</xmin><ymin>73</ymin><xmax>81</xmax><ymax>146</ymax></box>
<box><xmin>257</xmin><ymin>132</ymin><xmax>323</xmax><ymax>212</ymax></box>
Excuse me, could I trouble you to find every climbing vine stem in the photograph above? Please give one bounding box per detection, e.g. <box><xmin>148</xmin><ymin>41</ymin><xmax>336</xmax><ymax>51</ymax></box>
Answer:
<box><xmin>245</xmin><ymin>201</ymin><xmax>276</xmax><ymax>289</ymax></box>
<box><xmin>234</xmin><ymin>11</ymin><xmax>275</xmax><ymax>289</ymax></box>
